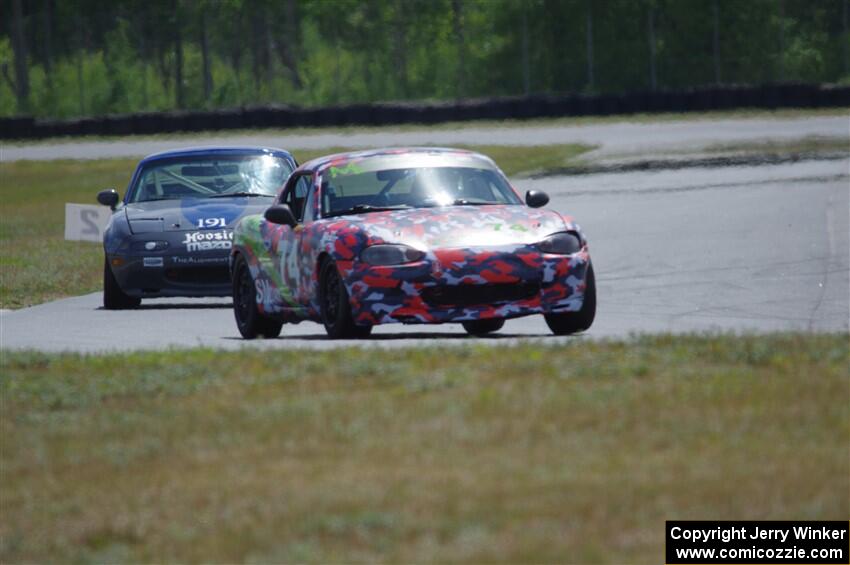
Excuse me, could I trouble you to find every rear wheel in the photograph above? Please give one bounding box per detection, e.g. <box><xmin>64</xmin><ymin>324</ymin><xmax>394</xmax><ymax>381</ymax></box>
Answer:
<box><xmin>320</xmin><ymin>258</ymin><xmax>372</xmax><ymax>339</ymax></box>
<box><xmin>462</xmin><ymin>318</ymin><xmax>505</xmax><ymax>335</ymax></box>
<box><xmin>232</xmin><ymin>255</ymin><xmax>283</xmax><ymax>339</ymax></box>
<box><xmin>544</xmin><ymin>263</ymin><xmax>596</xmax><ymax>335</ymax></box>
<box><xmin>103</xmin><ymin>258</ymin><xmax>141</xmax><ymax>310</ymax></box>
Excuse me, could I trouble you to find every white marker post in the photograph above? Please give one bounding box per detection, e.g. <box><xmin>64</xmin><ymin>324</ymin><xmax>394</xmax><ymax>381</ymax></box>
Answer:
<box><xmin>64</xmin><ymin>203</ymin><xmax>111</xmax><ymax>243</ymax></box>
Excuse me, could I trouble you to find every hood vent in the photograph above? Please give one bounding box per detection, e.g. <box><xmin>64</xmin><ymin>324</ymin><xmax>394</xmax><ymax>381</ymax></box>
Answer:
<box><xmin>128</xmin><ymin>219</ymin><xmax>164</xmax><ymax>234</ymax></box>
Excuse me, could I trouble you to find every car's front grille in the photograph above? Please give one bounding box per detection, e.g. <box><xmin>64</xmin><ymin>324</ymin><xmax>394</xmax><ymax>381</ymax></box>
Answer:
<box><xmin>422</xmin><ymin>282</ymin><xmax>540</xmax><ymax>307</ymax></box>
<box><xmin>164</xmin><ymin>266</ymin><xmax>230</xmax><ymax>285</ymax></box>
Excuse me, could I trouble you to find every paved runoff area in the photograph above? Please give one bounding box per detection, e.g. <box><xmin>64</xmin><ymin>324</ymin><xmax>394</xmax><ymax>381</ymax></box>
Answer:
<box><xmin>2</xmin><ymin>154</ymin><xmax>847</xmax><ymax>353</ymax></box>
<box><xmin>1</xmin><ymin>115</ymin><xmax>847</xmax><ymax>162</ymax></box>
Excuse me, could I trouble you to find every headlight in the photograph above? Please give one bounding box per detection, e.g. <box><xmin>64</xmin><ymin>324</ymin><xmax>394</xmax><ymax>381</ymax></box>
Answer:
<box><xmin>361</xmin><ymin>244</ymin><xmax>425</xmax><ymax>266</ymax></box>
<box><xmin>131</xmin><ymin>240</ymin><xmax>169</xmax><ymax>252</ymax></box>
<box><xmin>538</xmin><ymin>232</ymin><xmax>582</xmax><ymax>254</ymax></box>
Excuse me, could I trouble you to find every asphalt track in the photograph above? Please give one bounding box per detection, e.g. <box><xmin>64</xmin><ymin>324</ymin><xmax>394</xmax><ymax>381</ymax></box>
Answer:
<box><xmin>2</xmin><ymin>157</ymin><xmax>847</xmax><ymax>353</ymax></box>
<box><xmin>1</xmin><ymin>115</ymin><xmax>847</xmax><ymax>162</ymax></box>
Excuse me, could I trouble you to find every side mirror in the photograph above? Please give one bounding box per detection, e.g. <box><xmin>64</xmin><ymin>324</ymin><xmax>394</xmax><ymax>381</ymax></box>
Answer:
<box><xmin>97</xmin><ymin>189</ymin><xmax>120</xmax><ymax>210</ymax></box>
<box><xmin>264</xmin><ymin>204</ymin><xmax>297</xmax><ymax>227</ymax></box>
<box><xmin>525</xmin><ymin>190</ymin><xmax>549</xmax><ymax>208</ymax></box>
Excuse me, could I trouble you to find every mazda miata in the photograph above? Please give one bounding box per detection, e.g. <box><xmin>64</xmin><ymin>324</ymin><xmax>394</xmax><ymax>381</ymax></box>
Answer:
<box><xmin>97</xmin><ymin>147</ymin><xmax>296</xmax><ymax>308</ymax></box>
<box><xmin>231</xmin><ymin>147</ymin><xmax>595</xmax><ymax>338</ymax></box>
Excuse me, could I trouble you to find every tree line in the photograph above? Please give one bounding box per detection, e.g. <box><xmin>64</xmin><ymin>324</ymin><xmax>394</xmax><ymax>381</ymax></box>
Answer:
<box><xmin>2</xmin><ymin>0</ymin><xmax>848</xmax><ymax>119</ymax></box>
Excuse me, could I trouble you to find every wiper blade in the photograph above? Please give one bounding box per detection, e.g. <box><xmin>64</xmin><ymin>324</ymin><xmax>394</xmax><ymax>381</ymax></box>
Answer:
<box><xmin>138</xmin><ymin>197</ymin><xmax>180</xmax><ymax>202</ymax></box>
<box><xmin>209</xmin><ymin>191</ymin><xmax>271</xmax><ymax>198</ymax></box>
<box><xmin>325</xmin><ymin>204</ymin><xmax>411</xmax><ymax>217</ymax></box>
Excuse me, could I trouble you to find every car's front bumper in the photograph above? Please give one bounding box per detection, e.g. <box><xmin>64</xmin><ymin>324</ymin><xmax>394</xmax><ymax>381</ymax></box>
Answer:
<box><xmin>338</xmin><ymin>246</ymin><xmax>591</xmax><ymax>325</ymax></box>
<box><xmin>108</xmin><ymin>253</ymin><xmax>231</xmax><ymax>298</ymax></box>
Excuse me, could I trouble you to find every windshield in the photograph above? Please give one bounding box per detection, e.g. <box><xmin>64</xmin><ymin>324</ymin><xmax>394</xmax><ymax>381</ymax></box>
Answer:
<box><xmin>129</xmin><ymin>154</ymin><xmax>294</xmax><ymax>203</ymax></box>
<box><xmin>322</xmin><ymin>166</ymin><xmax>522</xmax><ymax>217</ymax></box>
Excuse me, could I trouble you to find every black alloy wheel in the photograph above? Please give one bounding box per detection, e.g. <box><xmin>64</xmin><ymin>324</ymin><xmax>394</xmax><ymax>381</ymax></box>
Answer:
<box><xmin>462</xmin><ymin>318</ymin><xmax>505</xmax><ymax>335</ymax></box>
<box><xmin>320</xmin><ymin>258</ymin><xmax>373</xmax><ymax>339</ymax></box>
<box><xmin>544</xmin><ymin>263</ymin><xmax>597</xmax><ymax>335</ymax></box>
<box><xmin>232</xmin><ymin>255</ymin><xmax>283</xmax><ymax>339</ymax></box>
<box><xmin>103</xmin><ymin>258</ymin><xmax>141</xmax><ymax>310</ymax></box>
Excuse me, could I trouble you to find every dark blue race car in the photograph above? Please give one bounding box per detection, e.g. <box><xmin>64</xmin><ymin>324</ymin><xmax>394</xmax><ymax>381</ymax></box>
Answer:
<box><xmin>97</xmin><ymin>147</ymin><xmax>297</xmax><ymax>309</ymax></box>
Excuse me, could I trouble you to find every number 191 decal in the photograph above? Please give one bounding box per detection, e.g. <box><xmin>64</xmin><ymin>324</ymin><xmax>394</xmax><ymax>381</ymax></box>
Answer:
<box><xmin>198</xmin><ymin>217</ymin><xmax>226</xmax><ymax>229</ymax></box>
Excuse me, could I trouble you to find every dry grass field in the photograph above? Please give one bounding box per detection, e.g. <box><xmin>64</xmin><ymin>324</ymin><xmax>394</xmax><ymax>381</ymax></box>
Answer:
<box><xmin>2</xmin><ymin>334</ymin><xmax>847</xmax><ymax>562</ymax></box>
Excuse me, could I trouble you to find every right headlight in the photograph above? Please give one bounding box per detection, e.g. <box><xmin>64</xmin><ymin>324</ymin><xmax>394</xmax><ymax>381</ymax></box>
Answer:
<box><xmin>361</xmin><ymin>244</ymin><xmax>425</xmax><ymax>266</ymax></box>
<box><xmin>130</xmin><ymin>240</ymin><xmax>169</xmax><ymax>252</ymax></box>
<box><xmin>538</xmin><ymin>232</ymin><xmax>582</xmax><ymax>254</ymax></box>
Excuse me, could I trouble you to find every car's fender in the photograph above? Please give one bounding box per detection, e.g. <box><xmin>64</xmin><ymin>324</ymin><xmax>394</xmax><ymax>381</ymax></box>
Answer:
<box><xmin>103</xmin><ymin>209</ymin><xmax>131</xmax><ymax>255</ymax></box>
<box><xmin>232</xmin><ymin>214</ymin><xmax>307</xmax><ymax>316</ymax></box>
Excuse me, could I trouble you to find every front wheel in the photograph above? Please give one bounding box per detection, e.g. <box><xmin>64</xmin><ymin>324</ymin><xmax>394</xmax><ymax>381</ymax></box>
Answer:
<box><xmin>232</xmin><ymin>255</ymin><xmax>283</xmax><ymax>339</ymax></box>
<box><xmin>462</xmin><ymin>318</ymin><xmax>505</xmax><ymax>335</ymax></box>
<box><xmin>544</xmin><ymin>263</ymin><xmax>596</xmax><ymax>335</ymax></box>
<box><xmin>103</xmin><ymin>258</ymin><xmax>141</xmax><ymax>310</ymax></box>
<box><xmin>320</xmin><ymin>258</ymin><xmax>372</xmax><ymax>339</ymax></box>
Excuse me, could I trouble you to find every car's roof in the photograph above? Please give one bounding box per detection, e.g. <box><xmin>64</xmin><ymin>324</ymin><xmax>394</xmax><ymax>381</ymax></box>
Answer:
<box><xmin>297</xmin><ymin>147</ymin><xmax>497</xmax><ymax>174</ymax></box>
<box><xmin>138</xmin><ymin>146</ymin><xmax>295</xmax><ymax>166</ymax></box>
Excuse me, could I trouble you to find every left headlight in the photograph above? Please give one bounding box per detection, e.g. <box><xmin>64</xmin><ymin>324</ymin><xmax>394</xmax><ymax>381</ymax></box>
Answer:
<box><xmin>538</xmin><ymin>232</ymin><xmax>582</xmax><ymax>254</ymax></box>
<box><xmin>361</xmin><ymin>244</ymin><xmax>425</xmax><ymax>266</ymax></box>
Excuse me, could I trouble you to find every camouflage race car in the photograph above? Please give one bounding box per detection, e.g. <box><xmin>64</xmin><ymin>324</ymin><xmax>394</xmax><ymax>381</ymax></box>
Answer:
<box><xmin>231</xmin><ymin>147</ymin><xmax>596</xmax><ymax>339</ymax></box>
<box><xmin>97</xmin><ymin>147</ymin><xmax>296</xmax><ymax>309</ymax></box>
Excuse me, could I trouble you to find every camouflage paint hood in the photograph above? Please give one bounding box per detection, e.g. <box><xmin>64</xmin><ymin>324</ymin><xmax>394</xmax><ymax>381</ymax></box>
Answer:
<box><xmin>327</xmin><ymin>205</ymin><xmax>576</xmax><ymax>249</ymax></box>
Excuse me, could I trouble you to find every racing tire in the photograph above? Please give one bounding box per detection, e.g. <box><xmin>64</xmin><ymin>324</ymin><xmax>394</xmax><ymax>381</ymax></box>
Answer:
<box><xmin>462</xmin><ymin>319</ymin><xmax>505</xmax><ymax>335</ymax></box>
<box><xmin>103</xmin><ymin>258</ymin><xmax>141</xmax><ymax>310</ymax></box>
<box><xmin>320</xmin><ymin>258</ymin><xmax>373</xmax><ymax>339</ymax></box>
<box><xmin>544</xmin><ymin>263</ymin><xmax>596</xmax><ymax>335</ymax></box>
<box><xmin>232</xmin><ymin>255</ymin><xmax>283</xmax><ymax>339</ymax></box>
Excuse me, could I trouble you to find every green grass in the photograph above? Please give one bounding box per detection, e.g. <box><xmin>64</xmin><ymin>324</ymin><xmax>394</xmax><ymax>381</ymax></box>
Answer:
<box><xmin>0</xmin><ymin>158</ymin><xmax>136</xmax><ymax>309</ymax></box>
<box><xmin>1</xmin><ymin>334</ymin><xmax>847</xmax><ymax>562</ymax></box>
<box><xmin>703</xmin><ymin>135</ymin><xmax>849</xmax><ymax>156</ymax></box>
<box><xmin>0</xmin><ymin>144</ymin><xmax>589</xmax><ymax>309</ymax></box>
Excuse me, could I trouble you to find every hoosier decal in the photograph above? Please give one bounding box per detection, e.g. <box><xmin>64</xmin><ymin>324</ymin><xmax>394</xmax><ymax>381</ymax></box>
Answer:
<box><xmin>182</xmin><ymin>230</ymin><xmax>234</xmax><ymax>252</ymax></box>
